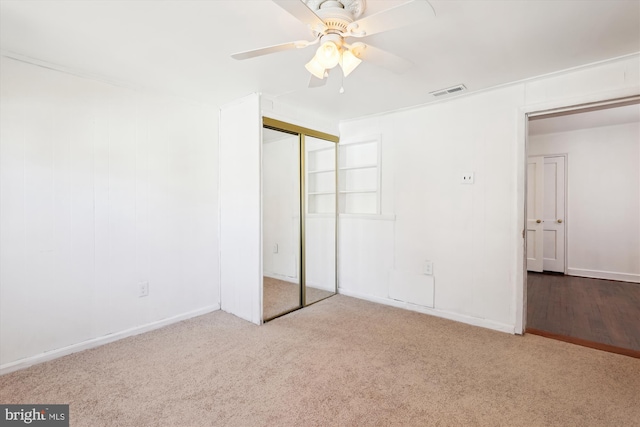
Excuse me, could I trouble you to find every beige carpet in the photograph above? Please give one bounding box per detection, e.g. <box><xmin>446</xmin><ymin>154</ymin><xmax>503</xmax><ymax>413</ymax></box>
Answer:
<box><xmin>263</xmin><ymin>276</ymin><xmax>334</xmax><ymax>320</ymax></box>
<box><xmin>2</xmin><ymin>295</ymin><xmax>639</xmax><ymax>427</ymax></box>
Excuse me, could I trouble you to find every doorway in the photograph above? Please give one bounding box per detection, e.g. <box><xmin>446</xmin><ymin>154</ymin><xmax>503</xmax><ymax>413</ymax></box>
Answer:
<box><xmin>524</xmin><ymin>99</ymin><xmax>640</xmax><ymax>356</ymax></box>
<box><xmin>261</xmin><ymin>118</ymin><xmax>339</xmax><ymax>321</ymax></box>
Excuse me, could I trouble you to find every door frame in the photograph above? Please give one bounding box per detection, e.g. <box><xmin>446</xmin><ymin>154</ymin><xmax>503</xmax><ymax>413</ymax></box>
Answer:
<box><xmin>516</xmin><ymin>93</ymin><xmax>640</xmax><ymax>334</ymax></box>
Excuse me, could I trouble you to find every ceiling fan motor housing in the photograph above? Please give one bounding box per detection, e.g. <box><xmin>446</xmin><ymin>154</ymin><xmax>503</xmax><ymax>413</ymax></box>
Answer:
<box><xmin>307</xmin><ymin>0</ymin><xmax>366</xmax><ymax>41</ymax></box>
<box><xmin>316</xmin><ymin>5</ymin><xmax>353</xmax><ymax>37</ymax></box>
<box><xmin>305</xmin><ymin>0</ymin><xmax>366</xmax><ymax>19</ymax></box>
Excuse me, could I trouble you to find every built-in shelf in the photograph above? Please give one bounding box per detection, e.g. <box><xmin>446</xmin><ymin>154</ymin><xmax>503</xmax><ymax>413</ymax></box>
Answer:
<box><xmin>308</xmin><ymin>168</ymin><xmax>336</xmax><ymax>174</ymax></box>
<box><xmin>338</xmin><ymin>137</ymin><xmax>381</xmax><ymax>215</ymax></box>
<box><xmin>306</xmin><ymin>136</ymin><xmax>381</xmax><ymax>215</ymax></box>
<box><xmin>339</xmin><ymin>189</ymin><xmax>377</xmax><ymax>194</ymax></box>
<box><xmin>306</xmin><ymin>143</ymin><xmax>337</xmax><ymax>214</ymax></box>
<box><xmin>338</xmin><ymin>164</ymin><xmax>377</xmax><ymax>171</ymax></box>
<box><xmin>308</xmin><ymin>191</ymin><xmax>336</xmax><ymax>196</ymax></box>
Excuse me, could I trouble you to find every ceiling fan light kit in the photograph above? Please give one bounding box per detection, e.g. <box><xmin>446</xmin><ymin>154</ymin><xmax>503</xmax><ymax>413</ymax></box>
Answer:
<box><xmin>305</xmin><ymin>56</ymin><xmax>326</xmax><ymax>79</ymax></box>
<box><xmin>315</xmin><ymin>40</ymin><xmax>341</xmax><ymax>68</ymax></box>
<box><xmin>305</xmin><ymin>32</ymin><xmax>363</xmax><ymax>78</ymax></box>
<box><xmin>232</xmin><ymin>0</ymin><xmax>435</xmax><ymax>87</ymax></box>
<box><xmin>339</xmin><ymin>48</ymin><xmax>362</xmax><ymax>77</ymax></box>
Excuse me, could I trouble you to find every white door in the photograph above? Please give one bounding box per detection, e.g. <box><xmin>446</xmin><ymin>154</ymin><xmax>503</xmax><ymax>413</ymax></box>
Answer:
<box><xmin>527</xmin><ymin>156</ymin><xmax>544</xmax><ymax>272</ymax></box>
<box><xmin>543</xmin><ymin>156</ymin><xmax>566</xmax><ymax>272</ymax></box>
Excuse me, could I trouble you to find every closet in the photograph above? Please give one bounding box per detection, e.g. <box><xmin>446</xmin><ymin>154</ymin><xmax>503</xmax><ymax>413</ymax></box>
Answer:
<box><xmin>219</xmin><ymin>94</ymin><xmax>338</xmax><ymax>324</ymax></box>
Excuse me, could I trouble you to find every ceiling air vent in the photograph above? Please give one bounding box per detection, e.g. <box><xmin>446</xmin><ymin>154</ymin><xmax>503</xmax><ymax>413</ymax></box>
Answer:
<box><xmin>430</xmin><ymin>84</ymin><xmax>467</xmax><ymax>97</ymax></box>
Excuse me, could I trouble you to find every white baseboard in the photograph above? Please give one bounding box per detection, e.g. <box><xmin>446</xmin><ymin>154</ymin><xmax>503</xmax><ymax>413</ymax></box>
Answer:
<box><xmin>305</xmin><ymin>281</ymin><xmax>335</xmax><ymax>292</ymax></box>
<box><xmin>263</xmin><ymin>273</ymin><xmax>334</xmax><ymax>291</ymax></box>
<box><xmin>0</xmin><ymin>304</ymin><xmax>221</xmax><ymax>376</ymax></box>
<box><xmin>337</xmin><ymin>288</ymin><xmax>515</xmax><ymax>334</ymax></box>
<box><xmin>567</xmin><ymin>268</ymin><xmax>640</xmax><ymax>283</ymax></box>
<box><xmin>263</xmin><ymin>272</ymin><xmax>298</xmax><ymax>284</ymax></box>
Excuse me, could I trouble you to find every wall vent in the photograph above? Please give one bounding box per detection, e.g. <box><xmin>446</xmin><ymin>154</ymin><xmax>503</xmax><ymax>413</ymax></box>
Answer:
<box><xmin>430</xmin><ymin>84</ymin><xmax>467</xmax><ymax>97</ymax></box>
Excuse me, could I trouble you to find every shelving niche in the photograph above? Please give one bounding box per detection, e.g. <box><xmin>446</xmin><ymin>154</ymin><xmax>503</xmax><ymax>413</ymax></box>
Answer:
<box><xmin>338</xmin><ymin>137</ymin><xmax>380</xmax><ymax>215</ymax></box>
<box><xmin>306</xmin><ymin>143</ymin><xmax>336</xmax><ymax>214</ymax></box>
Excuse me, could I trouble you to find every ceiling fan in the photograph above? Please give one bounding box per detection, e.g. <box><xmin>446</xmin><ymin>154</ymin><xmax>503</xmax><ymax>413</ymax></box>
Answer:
<box><xmin>231</xmin><ymin>0</ymin><xmax>435</xmax><ymax>87</ymax></box>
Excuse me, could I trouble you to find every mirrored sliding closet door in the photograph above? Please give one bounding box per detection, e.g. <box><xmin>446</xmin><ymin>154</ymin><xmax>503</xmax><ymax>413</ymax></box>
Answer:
<box><xmin>262</xmin><ymin>127</ymin><xmax>302</xmax><ymax>321</ymax></box>
<box><xmin>304</xmin><ymin>136</ymin><xmax>336</xmax><ymax>306</ymax></box>
<box><xmin>262</xmin><ymin>119</ymin><xmax>338</xmax><ymax>322</ymax></box>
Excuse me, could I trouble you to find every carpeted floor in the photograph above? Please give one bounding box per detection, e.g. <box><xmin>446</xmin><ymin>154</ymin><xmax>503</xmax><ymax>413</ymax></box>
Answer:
<box><xmin>262</xmin><ymin>276</ymin><xmax>334</xmax><ymax>320</ymax></box>
<box><xmin>2</xmin><ymin>295</ymin><xmax>639</xmax><ymax>426</ymax></box>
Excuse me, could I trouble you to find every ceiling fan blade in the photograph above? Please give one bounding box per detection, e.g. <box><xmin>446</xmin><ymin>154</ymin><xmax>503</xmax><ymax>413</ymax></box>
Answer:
<box><xmin>272</xmin><ymin>0</ymin><xmax>326</xmax><ymax>33</ymax></box>
<box><xmin>348</xmin><ymin>0</ymin><xmax>435</xmax><ymax>37</ymax></box>
<box><xmin>232</xmin><ymin>41</ymin><xmax>309</xmax><ymax>60</ymax></box>
<box><xmin>354</xmin><ymin>44</ymin><xmax>414</xmax><ymax>74</ymax></box>
<box><xmin>308</xmin><ymin>74</ymin><xmax>327</xmax><ymax>88</ymax></box>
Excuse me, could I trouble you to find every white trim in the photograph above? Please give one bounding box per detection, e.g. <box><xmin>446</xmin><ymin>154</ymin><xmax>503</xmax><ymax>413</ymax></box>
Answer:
<box><xmin>527</xmin><ymin>96</ymin><xmax>640</xmax><ymax>118</ymax></box>
<box><xmin>337</xmin><ymin>288</ymin><xmax>515</xmax><ymax>334</ymax></box>
<box><xmin>341</xmin><ymin>53</ymin><xmax>640</xmax><ymax>123</ymax></box>
<box><xmin>567</xmin><ymin>268</ymin><xmax>640</xmax><ymax>283</ymax></box>
<box><xmin>218</xmin><ymin>108</ymin><xmax>224</xmax><ymax>322</ymax></box>
<box><xmin>306</xmin><ymin>282</ymin><xmax>336</xmax><ymax>292</ymax></box>
<box><xmin>0</xmin><ymin>305</ymin><xmax>220</xmax><ymax>376</ymax></box>
<box><xmin>0</xmin><ymin>51</ymin><xmax>212</xmax><ymax>108</ymax></box>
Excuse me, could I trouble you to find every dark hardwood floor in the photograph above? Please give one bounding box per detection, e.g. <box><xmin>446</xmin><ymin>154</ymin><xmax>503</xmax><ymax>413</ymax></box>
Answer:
<box><xmin>527</xmin><ymin>272</ymin><xmax>640</xmax><ymax>357</ymax></box>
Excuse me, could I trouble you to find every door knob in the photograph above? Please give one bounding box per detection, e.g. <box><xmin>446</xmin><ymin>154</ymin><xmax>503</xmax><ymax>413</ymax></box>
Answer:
<box><xmin>536</xmin><ymin>219</ymin><xmax>542</xmax><ymax>223</ymax></box>
<box><xmin>557</xmin><ymin>219</ymin><xmax>563</xmax><ymax>223</ymax></box>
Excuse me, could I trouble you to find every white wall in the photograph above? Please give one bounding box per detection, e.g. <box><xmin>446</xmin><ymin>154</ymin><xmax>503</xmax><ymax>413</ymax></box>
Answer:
<box><xmin>0</xmin><ymin>57</ymin><xmax>219</xmax><ymax>371</ymax></box>
<box><xmin>219</xmin><ymin>93</ymin><xmax>262</xmax><ymax>325</ymax></box>
<box><xmin>529</xmin><ymin>122</ymin><xmax>640</xmax><ymax>282</ymax></box>
<box><xmin>338</xmin><ymin>55</ymin><xmax>640</xmax><ymax>333</ymax></box>
<box><xmin>261</xmin><ymin>95</ymin><xmax>338</xmax><ymax>137</ymax></box>
<box><xmin>340</xmin><ymin>86</ymin><xmax>525</xmax><ymax>330</ymax></box>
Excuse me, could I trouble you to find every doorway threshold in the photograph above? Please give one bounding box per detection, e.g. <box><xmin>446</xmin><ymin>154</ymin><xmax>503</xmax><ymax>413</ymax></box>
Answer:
<box><xmin>526</xmin><ymin>328</ymin><xmax>640</xmax><ymax>359</ymax></box>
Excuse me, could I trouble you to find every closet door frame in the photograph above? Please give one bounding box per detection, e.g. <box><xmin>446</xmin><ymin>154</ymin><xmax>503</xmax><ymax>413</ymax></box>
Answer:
<box><xmin>262</xmin><ymin>117</ymin><xmax>339</xmax><ymax>321</ymax></box>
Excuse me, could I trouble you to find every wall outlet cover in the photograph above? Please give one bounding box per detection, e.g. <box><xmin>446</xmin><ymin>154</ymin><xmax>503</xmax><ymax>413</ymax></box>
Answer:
<box><xmin>423</xmin><ymin>260</ymin><xmax>433</xmax><ymax>276</ymax></box>
<box><xmin>461</xmin><ymin>173</ymin><xmax>475</xmax><ymax>184</ymax></box>
<box><xmin>139</xmin><ymin>282</ymin><xmax>149</xmax><ymax>297</ymax></box>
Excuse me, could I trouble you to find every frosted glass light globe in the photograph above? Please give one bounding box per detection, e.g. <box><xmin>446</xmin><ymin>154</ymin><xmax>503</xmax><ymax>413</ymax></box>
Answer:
<box><xmin>315</xmin><ymin>42</ymin><xmax>340</xmax><ymax>69</ymax></box>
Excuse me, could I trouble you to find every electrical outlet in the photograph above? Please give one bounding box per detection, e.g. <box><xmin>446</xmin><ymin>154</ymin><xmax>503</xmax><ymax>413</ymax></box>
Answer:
<box><xmin>423</xmin><ymin>260</ymin><xmax>433</xmax><ymax>276</ymax></box>
<box><xmin>139</xmin><ymin>282</ymin><xmax>149</xmax><ymax>298</ymax></box>
<box><xmin>273</xmin><ymin>244</ymin><xmax>279</xmax><ymax>254</ymax></box>
<box><xmin>461</xmin><ymin>173</ymin><xmax>475</xmax><ymax>184</ymax></box>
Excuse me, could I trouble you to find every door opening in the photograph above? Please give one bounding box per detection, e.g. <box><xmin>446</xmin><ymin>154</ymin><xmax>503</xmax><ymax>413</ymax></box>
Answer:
<box><xmin>523</xmin><ymin>98</ymin><xmax>640</xmax><ymax>357</ymax></box>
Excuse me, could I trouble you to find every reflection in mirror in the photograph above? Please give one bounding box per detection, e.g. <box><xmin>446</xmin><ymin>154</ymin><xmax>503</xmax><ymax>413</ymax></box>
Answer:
<box><xmin>305</xmin><ymin>136</ymin><xmax>337</xmax><ymax>304</ymax></box>
<box><xmin>262</xmin><ymin>128</ymin><xmax>301</xmax><ymax>320</ymax></box>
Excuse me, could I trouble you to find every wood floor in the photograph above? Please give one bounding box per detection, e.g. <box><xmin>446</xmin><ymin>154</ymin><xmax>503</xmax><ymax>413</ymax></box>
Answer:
<box><xmin>526</xmin><ymin>272</ymin><xmax>640</xmax><ymax>357</ymax></box>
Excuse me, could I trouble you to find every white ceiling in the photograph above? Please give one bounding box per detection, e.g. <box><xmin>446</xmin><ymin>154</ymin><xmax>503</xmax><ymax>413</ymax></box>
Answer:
<box><xmin>529</xmin><ymin>103</ymin><xmax>640</xmax><ymax>136</ymax></box>
<box><xmin>1</xmin><ymin>0</ymin><xmax>639</xmax><ymax>121</ymax></box>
